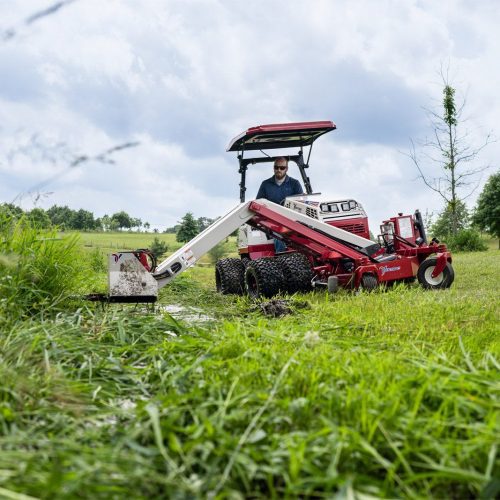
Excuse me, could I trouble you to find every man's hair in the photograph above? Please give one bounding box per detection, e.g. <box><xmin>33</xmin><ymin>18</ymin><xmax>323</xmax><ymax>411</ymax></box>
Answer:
<box><xmin>274</xmin><ymin>156</ymin><xmax>288</xmax><ymax>166</ymax></box>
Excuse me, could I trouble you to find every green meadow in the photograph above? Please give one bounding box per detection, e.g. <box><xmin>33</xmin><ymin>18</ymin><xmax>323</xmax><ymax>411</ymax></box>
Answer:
<box><xmin>0</xmin><ymin>223</ymin><xmax>498</xmax><ymax>498</ymax></box>
<box><xmin>74</xmin><ymin>231</ymin><xmax>238</xmax><ymax>266</ymax></box>
<box><xmin>76</xmin><ymin>231</ymin><xmax>179</xmax><ymax>252</ymax></box>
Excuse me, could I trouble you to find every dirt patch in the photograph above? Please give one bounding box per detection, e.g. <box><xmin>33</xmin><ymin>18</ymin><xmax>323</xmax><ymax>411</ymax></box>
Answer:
<box><xmin>250</xmin><ymin>299</ymin><xmax>309</xmax><ymax>317</ymax></box>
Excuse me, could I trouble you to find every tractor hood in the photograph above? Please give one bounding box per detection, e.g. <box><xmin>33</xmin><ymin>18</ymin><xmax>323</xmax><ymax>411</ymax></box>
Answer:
<box><xmin>227</xmin><ymin>121</ymin><xmax>336</xmax><ymax>152</ymax></box>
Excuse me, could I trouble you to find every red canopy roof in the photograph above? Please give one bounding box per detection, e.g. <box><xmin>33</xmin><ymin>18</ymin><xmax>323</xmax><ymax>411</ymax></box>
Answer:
<box><xmin>227</xmin><ymin>120</ymin><xmax>336</xmax><ymax>152</ymax></box>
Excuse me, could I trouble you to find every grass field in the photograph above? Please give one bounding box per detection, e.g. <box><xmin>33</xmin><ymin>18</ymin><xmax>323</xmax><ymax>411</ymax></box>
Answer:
<box><xmin>73</xmin><ymin>231</ymin><xmax>239</xmax><ymax>266</ymax></box>
<box><xmin>0</xmin><ymin>231</ymin><xmax>499</xmax><ymax>498</ymax></box>
<box><xmin>75</xmin><ymin>231</ymin><xmax>180</xmax><ymax>252</ymax></box>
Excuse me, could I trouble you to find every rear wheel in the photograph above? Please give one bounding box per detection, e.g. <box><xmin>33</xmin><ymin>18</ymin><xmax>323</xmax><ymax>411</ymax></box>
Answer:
<box><xmin>215</xmin><ymin>258</ymin><xmax>245</xmax><ymax>294</ymax></box>
<box><xmin>245</xmin><ymin>258</ymin><xmax>284</xmax><ymax>299</ymax></box>
<box><xmin>277</xmin><ymin>253</ymin><xmax>313</xmax><ymax>293</ymax></box>
<box><xmin>417</xmin><ymin>257</ymin><xmax>454</xmax><ymax>289</ymax></box>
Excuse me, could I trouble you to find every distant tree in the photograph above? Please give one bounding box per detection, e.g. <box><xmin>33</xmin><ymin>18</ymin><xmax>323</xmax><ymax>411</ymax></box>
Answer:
<box><xmin>149</xmin><ymin>237</ymin><xmax>168</xmax><ymax>259</ymax></box>
<box><xmin>46</xmin><ymin>205</ymin><xmax>74</xmax><ymax>229</ymax></box>
<box><xmin>431</xmin><ymin>200</ymin><xmax>470</xmax><ymax>240</ymax></box>
<box><xmin>0</xmin><ymin>203</ymin><xmax>24</xmax><ymax>219</ymax></box>
<box><xmin>71</xmin><ymin>209</ymin><xmax>97</xmax><ymax>231</ymax></box>
<box><xmin>111</xmin><ymin>211</ymin><xmax>132</xmax><ymax>231</ymax></box>
<box><xmin>408</xmin><ymin>73</ymin><xmax>493</xmax><ymax>236</ymax></box>
<box><xmin>131</xmin><ymin>218</ymin><xmax>142</xmax><ymax>231</ymax></box>
<box><xmin>473</xmin><ymin>172</ymin><xmax>500</xmax><ymax>248</ymax></box>
<box><xmin>197</xmin><ymin>216</ymin><xmax>216</xmax><ymax>232</ymax></box>
<box><xmin>164</xmin><ymin>224</ymin><xmax>179</xmax><ymax>234</ymax></box>
<box><xmin>176</xmin><ymin>212</ymin><xmax>199</xmax><ymax>242</ymax></box>
<box><xmin>100</xmin><ymin>214</ymin><xmax>111</xmax><ymax>231</ymax></box>
<box><xmin>143</xmin><ymin>221</ymin><xmax>150</xmax><ymax>232</ymax></box>
<box><xmin>27</xmin><ymin>207</ymin><xmax>51</xmax><ymax>228</ymax></box>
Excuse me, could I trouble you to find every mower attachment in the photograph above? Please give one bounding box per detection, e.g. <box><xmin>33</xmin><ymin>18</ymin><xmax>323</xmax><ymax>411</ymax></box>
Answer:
<box><xmin>108</xmin><ymin>251</ymin><xmax>158</xmax><ymax>303</ymax></box>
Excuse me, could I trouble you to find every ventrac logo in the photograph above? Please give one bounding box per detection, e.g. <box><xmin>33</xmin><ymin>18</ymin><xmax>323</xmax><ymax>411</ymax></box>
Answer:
<box><xmin>112</xmin><ymin>253</ymin><xmax>123</xmax><ymax>263</ymax></box>
<box><xmin>380</xmin><ymin>265</ymin><xmax>401</xmax><ymax>276</ymax></box>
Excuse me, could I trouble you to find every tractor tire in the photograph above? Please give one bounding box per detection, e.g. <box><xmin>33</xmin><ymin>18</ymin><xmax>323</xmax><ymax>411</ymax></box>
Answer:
<box><xmin>245</xmin><ymin>258</ymin><xmax>284</xmax><ymax>299</ymax></box>
<box><xmin>277</xmin><ymin>253</ymin><xmax>313</xmax><ymax>293</ymax></box>
<box><xmin>215</xmin><ymin>258</ymin><xmax>245</xmax><ymax>295</ymax></box>
<box><xmin>241</xmin><ymin>256</ymin><xmax>252</xmax><ymax>268</ymax></box>
<box><xmin>417</xmin><ymin>257</ymin><xmax>455</xmax><ymax>289</ymax></box>
<box><xmin>360</xmin><ymin>273</ymin><xmax>378</xmax><ymax>291</ymax></box>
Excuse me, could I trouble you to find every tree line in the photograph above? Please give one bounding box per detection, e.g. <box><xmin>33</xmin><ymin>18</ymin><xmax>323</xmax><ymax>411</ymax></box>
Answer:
<box><xmin>0</xmin><ymin>203</ymin><xmax>219</xmax><ymax>240</ymax></box>
<box><xmin>0</xmin><ymin>204</ymin><xmax>146</xmax><ymax>232</ymax></box>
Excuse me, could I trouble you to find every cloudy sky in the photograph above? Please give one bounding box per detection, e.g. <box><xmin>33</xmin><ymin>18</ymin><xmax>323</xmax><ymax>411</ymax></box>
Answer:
<box><xmin>0</xmin><ymin>0</ymin><xmax>498</xmax><ymax>231</ymax></box>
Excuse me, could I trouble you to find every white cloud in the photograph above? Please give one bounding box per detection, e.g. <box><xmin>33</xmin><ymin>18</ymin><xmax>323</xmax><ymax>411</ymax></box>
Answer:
<box><xmin>0</xmin><ymin>0</ymin><xmax>498</xmax><ymax>233</ymax></box>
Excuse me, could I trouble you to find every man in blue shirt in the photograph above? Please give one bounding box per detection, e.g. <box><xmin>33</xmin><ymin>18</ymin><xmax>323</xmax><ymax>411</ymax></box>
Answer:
<box><xmin>256</xmin><ymin>157</ymin><xmax>303</xmax><ymax>252</ymax></box>
<box><xmin>256</xmin><ymin>157</ymin><xmax>303</xmax><ymax>205</ymax></box>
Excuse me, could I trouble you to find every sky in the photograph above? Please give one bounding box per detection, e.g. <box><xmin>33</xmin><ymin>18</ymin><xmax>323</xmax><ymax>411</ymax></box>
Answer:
<box><xmin>0</xmin><ymin>0</ymin><xmax>498</xmax><ymax>232</ymax></box>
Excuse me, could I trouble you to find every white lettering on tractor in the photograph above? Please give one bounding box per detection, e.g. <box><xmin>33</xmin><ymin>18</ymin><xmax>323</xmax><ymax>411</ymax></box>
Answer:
<box><xmin>380</xmin><ymin>265</ymin><xmax>401</xmax><ymax>275</ymax></box>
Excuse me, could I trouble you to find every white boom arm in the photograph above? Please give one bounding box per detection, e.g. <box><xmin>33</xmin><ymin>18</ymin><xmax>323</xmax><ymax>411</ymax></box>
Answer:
<box><xmin>153</xmin><ymin>201</ymin><xmax>256</xmax><ymax>289</ymax></box>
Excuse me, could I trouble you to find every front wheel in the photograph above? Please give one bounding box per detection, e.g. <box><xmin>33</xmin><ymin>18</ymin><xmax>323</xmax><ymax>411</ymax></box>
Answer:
<box><xmin>417</xmin><ymin>257</ymin><xmax>454</xmax><ymax>289</ymax></box>
<box><xmin>215</xmin><ymin>258</ymin><xmax>245</xmax><ymax>294</ymax></box>
<box><xmin>359</xmin><ymin>273</ymin><xmax>378</xmax><ymax>291</ymax></box>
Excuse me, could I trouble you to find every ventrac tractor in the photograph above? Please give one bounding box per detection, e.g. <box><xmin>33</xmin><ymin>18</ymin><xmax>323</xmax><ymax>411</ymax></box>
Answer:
<box><xmin>103</xmin><ymin>121</ymin><xmax>454</xmax><ymax>303</ymax></box>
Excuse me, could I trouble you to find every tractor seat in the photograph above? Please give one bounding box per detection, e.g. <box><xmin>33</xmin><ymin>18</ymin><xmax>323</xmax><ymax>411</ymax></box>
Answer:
<box><xmin>375</xmin><ymin>254</ymin><xmax>398</xmax><ymax>262</ymax></box>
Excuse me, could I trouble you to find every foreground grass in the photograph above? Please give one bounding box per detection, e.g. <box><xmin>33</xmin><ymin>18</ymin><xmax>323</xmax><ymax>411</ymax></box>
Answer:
<box><xmin>0</xmin><ymin>249</ymin><xmax>498</xmax><ymax>498</ymax></box>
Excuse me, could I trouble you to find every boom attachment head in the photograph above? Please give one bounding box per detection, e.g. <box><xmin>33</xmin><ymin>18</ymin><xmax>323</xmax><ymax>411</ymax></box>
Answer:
<box><xmin>108</xmin><ymin>251</ymin><xmax>159</xmax><ymax>303</ymax></box>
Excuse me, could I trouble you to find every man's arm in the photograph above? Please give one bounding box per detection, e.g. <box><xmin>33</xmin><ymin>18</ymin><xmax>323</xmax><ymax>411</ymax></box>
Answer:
<box><xmin>256</xmin><ymin>181</ymin><xmax>267</xmax><ymax>200</ymax></box>
<box><xmin>292</xmin><ymin>178</ymin><xmax>304</xmax><ymax>195</ymax></box>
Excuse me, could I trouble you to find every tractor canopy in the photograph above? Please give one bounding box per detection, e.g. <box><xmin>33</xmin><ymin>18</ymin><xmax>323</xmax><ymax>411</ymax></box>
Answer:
<box><xmin>227</xmin><ymin>121</ymin><xmax>336</xmax><ymax>152</ymax></box>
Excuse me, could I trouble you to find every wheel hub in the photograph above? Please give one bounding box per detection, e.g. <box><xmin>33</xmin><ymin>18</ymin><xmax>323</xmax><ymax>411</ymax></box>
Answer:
<box><xmin>424</xmin><ymin>266</ymin><xmax>443</xmax><ymax>285</ymax></box>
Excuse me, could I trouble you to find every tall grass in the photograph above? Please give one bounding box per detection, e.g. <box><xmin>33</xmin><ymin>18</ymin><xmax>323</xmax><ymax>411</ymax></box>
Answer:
<box><xmin>0</xmin><ymin>298</ymin><xmax>497</xmax><ymax>498</ymax></box>
<box><xmin>0</xmin><ymin>212</ymin><xmax>83</xmax><ymax>322</ymax></box>
<box><xmin>0</xmin><ymin>226</ymin><xmax>498</xmax><ymax>498</ymax></box>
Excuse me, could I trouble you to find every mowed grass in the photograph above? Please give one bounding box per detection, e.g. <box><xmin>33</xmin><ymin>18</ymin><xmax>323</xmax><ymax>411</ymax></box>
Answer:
<box><xmin>0</xmin><ymin>244</ymin><xmax>498</xmax><ymax>498</ymax></box>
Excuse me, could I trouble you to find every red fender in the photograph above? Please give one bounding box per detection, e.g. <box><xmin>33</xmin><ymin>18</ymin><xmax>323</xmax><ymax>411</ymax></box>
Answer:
<box><xmin>431</xmin><ymin>252</ymin><xmax>449</xmax><ymax>278</ymax></box>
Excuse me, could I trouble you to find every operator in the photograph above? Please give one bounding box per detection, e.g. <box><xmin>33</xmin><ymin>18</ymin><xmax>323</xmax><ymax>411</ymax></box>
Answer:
<box><xmin>256</xmin><ymin>156</ymin><xmax>303</xmax><ymax>205</ymax></box>
<box><xmin>256</xmin><ymin>156</ymin><xmax>303</xmax><ymax>253</ymax></box>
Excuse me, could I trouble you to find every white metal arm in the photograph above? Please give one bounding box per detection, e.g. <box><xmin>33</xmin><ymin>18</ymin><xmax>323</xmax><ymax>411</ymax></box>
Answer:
<box><xmin>153</xmin><ymin>202</ymin><xmax>255</xmax><ymax>290</ymax></box>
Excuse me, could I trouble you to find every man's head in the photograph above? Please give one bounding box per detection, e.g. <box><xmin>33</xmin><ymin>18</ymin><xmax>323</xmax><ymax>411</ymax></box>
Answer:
<box><xmin>273</xmin><ymin>156</ymin><xmax>288</xmax><ymax>180</ymax></box>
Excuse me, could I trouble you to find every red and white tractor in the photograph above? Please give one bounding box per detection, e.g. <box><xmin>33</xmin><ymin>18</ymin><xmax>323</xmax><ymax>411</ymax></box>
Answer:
<box><xmin>103</xmin><ymin>121</ymin><xmax>454</xmax><ymax>303</ymax></box>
